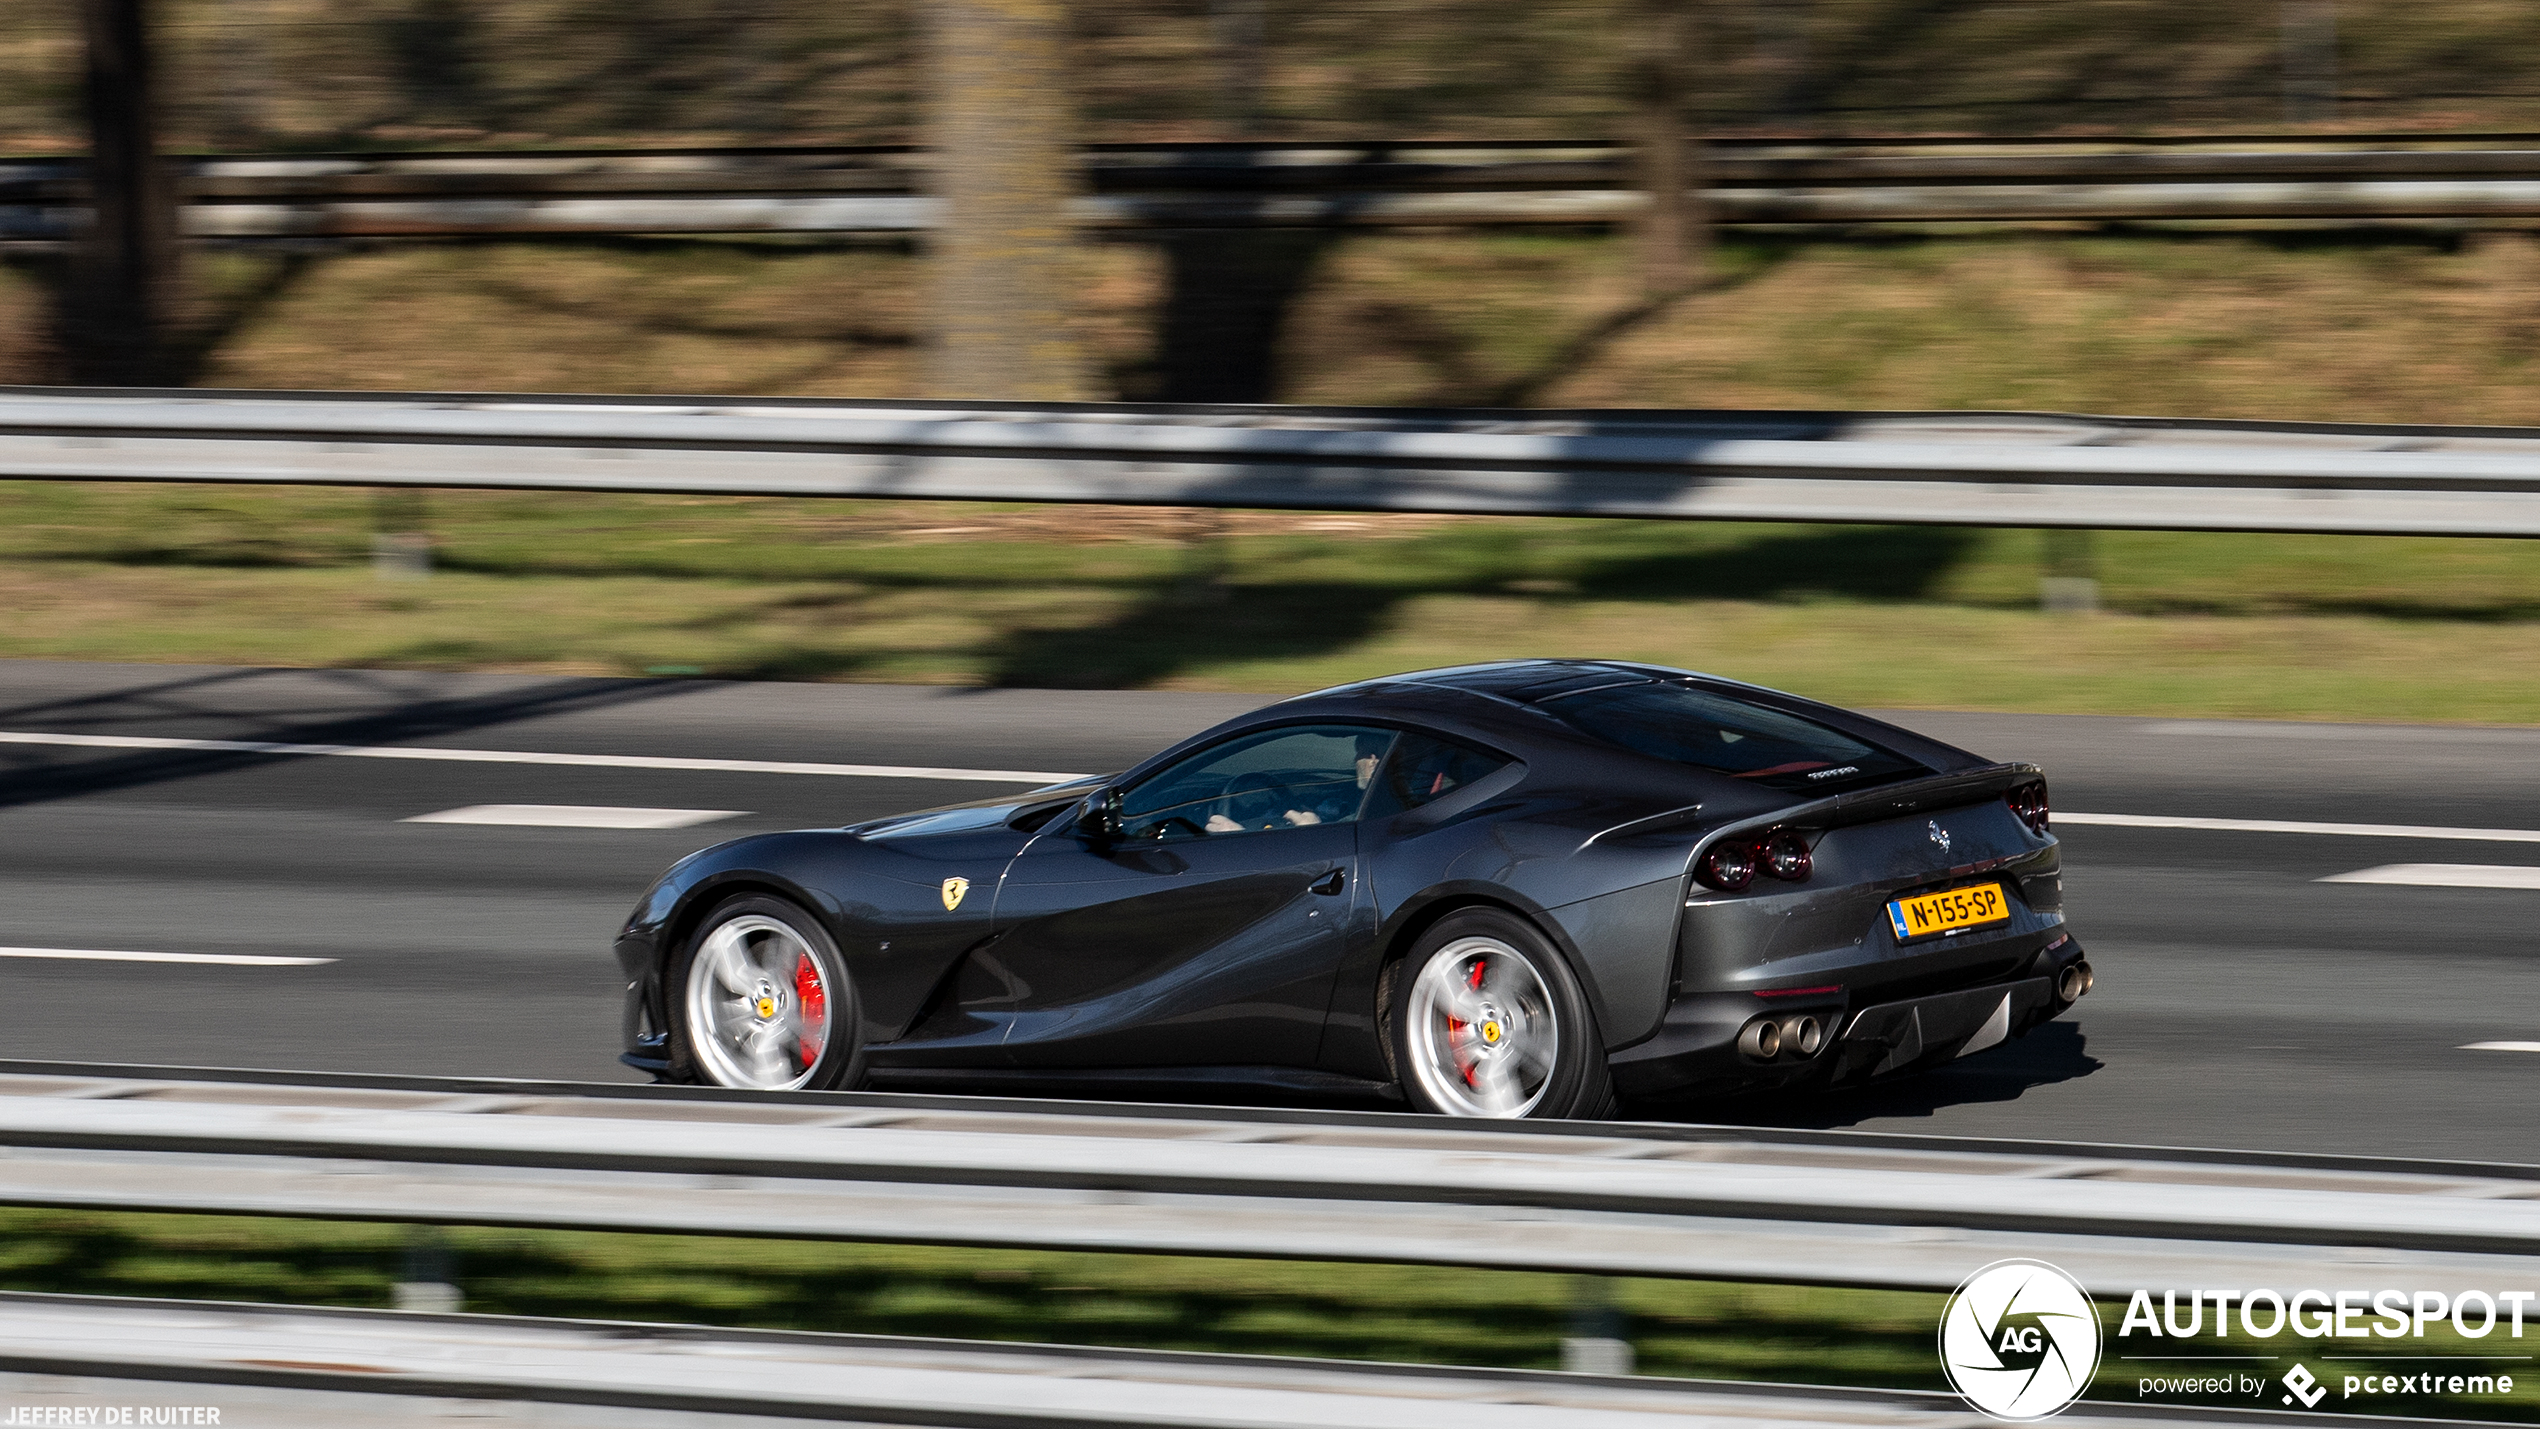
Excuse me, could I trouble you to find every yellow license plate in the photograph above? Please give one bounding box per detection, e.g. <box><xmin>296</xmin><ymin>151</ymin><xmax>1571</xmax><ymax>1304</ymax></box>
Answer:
<box><xmin>1886</xmin><ymin>882</ymin><xmax>2010</xmax><ymax>942</ymax></box>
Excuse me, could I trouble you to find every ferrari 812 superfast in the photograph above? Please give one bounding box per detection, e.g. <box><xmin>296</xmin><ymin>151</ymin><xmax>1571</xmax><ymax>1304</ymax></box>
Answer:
<box><xmin>615</xmin><ymin>660</ymin><xmax>2091</xmax><ymax>1118</ymax></box>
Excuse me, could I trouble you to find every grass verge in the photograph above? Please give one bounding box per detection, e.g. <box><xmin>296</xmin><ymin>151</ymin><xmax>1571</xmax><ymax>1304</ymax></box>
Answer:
<box><xmin>4</xmin><ymin>1209</ymin><xmax>2537</xmax><ymax>1421</ymax></box>
<box><xmin>5</xmin><ymin>481</ymin><xmax>2540</xmax><ymax>722</ymax></box>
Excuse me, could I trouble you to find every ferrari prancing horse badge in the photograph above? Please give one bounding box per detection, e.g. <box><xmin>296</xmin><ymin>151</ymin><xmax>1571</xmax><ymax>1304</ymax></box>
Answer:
<box><xmin>941</xmin><ymin>876</ymin><xmax>970</xmax><ymax>911</ymax></box>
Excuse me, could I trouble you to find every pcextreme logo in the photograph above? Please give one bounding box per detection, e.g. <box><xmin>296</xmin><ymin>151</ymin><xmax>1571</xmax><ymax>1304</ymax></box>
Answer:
<box><xmin>1940</xmin><ymin>1259</ymin><xmax>2104</xmax><ymax>1421</ymax></box>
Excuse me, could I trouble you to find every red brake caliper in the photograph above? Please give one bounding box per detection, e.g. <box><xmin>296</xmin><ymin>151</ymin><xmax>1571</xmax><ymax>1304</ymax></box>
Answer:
<box><xmin>1456</xmin><ymin>958</ymin><xmax>1487</xmax><ymax>1086</ymax></box>
<box><xmin>793</xmin><ymin>953</ymin><xmax>828</xmax><ymax>1067</ymax></box>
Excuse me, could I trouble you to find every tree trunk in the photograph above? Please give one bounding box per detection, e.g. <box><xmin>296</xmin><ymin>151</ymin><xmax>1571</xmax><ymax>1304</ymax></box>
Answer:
<box><xmin>76</xmin><ymin>0</ymin><xmax>181</xmax><ymax>385</ymax></box>
<box><xmin>925</xmin><ymin>0</ymin><xmax>1090</xmax><ymax>401</ymax></box>
<box><xmin>2281</xmin><ymin>0</ymin><xmax>2337</xmax><ymax>124</ymax></box>
<box><xmin>1632</xmin><ymin>0</ymin><xmax>1706</xmax><ymax>298</ymax></box>
<box><xmin>1209</xmin><ymin>0</ymin><xmax>1266</xmax><ymax>136</ymax></box>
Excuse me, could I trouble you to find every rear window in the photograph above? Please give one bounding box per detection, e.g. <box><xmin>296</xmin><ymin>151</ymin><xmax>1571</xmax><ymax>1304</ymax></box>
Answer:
<box><xmin>1367</xmin><ymin>731</ymin><xmax>1513</xmax><ymax>818</ymax></box>
<box><xmin>1537</xmin><ymin>682</ymin><xmax>1923</xmax><ymax>791</ymax></box>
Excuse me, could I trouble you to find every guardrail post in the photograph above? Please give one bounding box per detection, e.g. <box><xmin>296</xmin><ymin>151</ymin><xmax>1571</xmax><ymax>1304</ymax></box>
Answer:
<box><xmin>1168</xmin><ymin>507</ymin><xmax>1233</xmax><ymax>604</ymax></box>
<box><xmin>371</xmin><ymin>487</ymin><xmax>432</xmax><ymax>580</ymax></box>
<box><xmin>1560</xmin><ymin>1274</ymin><xmax>1635</xmax><ymax>1375</ymax></box>
<box><xmin>392</xmin><ymin>1225</ymin><xmax>462</xmax><ymax>1313</ymax></box>
<box><xmin>2039</xmin><ymin>528</ymin><xmax>2098</xmax><ymax>614</ymax></box>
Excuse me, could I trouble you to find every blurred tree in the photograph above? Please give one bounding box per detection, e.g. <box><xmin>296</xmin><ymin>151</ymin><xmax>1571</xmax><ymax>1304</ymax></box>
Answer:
<box><xmin>385</xmin><ymin>0</ymin><xmax>492</xmax><ymax>132</ymax></box>
<box><xmin>723</xmin><ymin>0</ymin><xmax>777</xmax><ymax>137</ymax></box>
<box><xmin>2281</xmin><ymin>0</ymin><xmax>2335</xmax><ymax>123</ymax></box>
<box><xmin>1759</xmin><ymin>0</ymin><xmax>1810</xmax><ymax>124</ymax></box>
<box><xmin>212</xmin><ymin>0</ymin><xmax>272</xmax><ymax>148</ymax></box>
<box><xmin>1143</xmin><ymin>0</ymin><xmax>1330</xmax><ymax>406</ymax></box>
<box><xmin>1209</xmin><ymin>0</ymin><xmax>1265</xmax><ymax>134</ymax></box>
<box><xmin>73</xmin><ymin>0</ymin><xmax>181</xmax><ymax>384</ymax></box>
<box><xmin>1630</xmin><ymin>0</ymin><xmax>1706</xmax><ymax>296</ymax></box>
<box><xmin>926</xmin><ymin>0</ymin><xmax>1089</xmax><ymax>400</ymax></box>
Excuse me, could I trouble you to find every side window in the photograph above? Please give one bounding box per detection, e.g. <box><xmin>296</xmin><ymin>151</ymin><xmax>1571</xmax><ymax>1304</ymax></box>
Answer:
<box><xmin>1367</xmin><ymin>730</ymin><xmax>1513</xmax><ymax>819</ymax></box>
<box><xmin>1118</xmin><ymin>726</ymin><xmax>1397</xmax><ymax>842</ymax></box>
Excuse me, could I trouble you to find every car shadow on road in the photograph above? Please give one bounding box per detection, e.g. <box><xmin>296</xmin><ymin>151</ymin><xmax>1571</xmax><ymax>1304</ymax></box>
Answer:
<box><xmin>1661</xmin><ymin>1021</ymin><xmax>2105</xmax><ymax>1131</ymax></box>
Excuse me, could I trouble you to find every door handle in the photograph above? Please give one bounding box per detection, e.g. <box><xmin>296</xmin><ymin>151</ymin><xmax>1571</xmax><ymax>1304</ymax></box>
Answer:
<box><xmin>1308</xmin><ymin>868</ymin><xmax>1347</xmax><ymax>896</ymax></box>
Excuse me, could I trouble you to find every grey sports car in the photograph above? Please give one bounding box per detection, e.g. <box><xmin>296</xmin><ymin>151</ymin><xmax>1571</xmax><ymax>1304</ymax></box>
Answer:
<box><xmin>616</xmin><ymin>659</ymin><xmax>2091</xmax><ymax>1118</ymax></box>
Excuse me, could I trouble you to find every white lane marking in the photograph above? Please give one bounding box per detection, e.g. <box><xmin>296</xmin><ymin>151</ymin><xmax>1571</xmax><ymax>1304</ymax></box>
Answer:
<box><xmin>2463</xmin><ymin>1042</ymin><xmax>2540</xmax><ymax>1053</ymax></box>
<box><xmin>2150</xmin><ymin>720</ymin><xmax>2540</xmax><ymax>745</ymax></box>
<box><xmin>2061</xmin><ymin>812</ymin><xmax>2540</xmax><ymax>844</ymax></box>
<box><xmin>0</xmin><ymin>946</ymin><xmax>334</xmax><ymax>966</ymax></box>
<box><xmin>405</xmin><ymin>804</ymin><xmax>743</xmax><ymax>829</ymax></box>
<box><xmin>2318</xmin><ymin>863</ymin><xmax>2540</xmax><ymax>890</ymax></box>
<box><xmin>0</xmin><ymin>730</ymin><xmax>1085</xmax><ymax>784</ymax></box>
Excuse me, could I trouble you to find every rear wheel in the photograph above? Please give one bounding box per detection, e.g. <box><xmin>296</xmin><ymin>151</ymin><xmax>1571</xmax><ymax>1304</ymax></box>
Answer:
<box><xmin>670</xmin><ymin>894</ymin><xmax>864</xmax><ymax>1092</ymax></box>
<box><xmin>1388</xmin><ymin>909</ymin><xmax>1614</xmax><ymax>1120</ymax></box>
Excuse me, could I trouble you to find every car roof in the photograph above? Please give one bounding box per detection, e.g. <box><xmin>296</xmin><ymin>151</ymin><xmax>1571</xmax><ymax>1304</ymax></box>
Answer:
<box><xmin>1237</xmin><ymin>661</ymin><xmax>1682</xmax><ymax>758</ymax></box>
<box><xmin>1294</xmin><ymin>659</ymin><xmax>1689</xmax><ymax>709</ymax></box>
<box><xmin>1263</xmin><ymin>659</ymin><xmax>1989</xmax><ymax>782</ymax></box>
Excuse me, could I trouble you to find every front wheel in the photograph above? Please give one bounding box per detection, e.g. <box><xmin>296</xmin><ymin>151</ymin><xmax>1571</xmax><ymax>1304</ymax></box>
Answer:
<box><xmin>1388</xmin><ymin>909</ymin><xmax>1614</xmax><ymax>1120</ymax></box>
<box><xmin>670</xmin><ymin>894</ymin><xmax>864</xmax><ymax>1092</ymax></box>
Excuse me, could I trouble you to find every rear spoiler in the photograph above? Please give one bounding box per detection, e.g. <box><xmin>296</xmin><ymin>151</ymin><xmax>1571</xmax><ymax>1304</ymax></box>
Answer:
<box><xmin>1816</xmin><ymin>762</ymin><xmax>2040</xmax><ymax>830</ymax></box>
<box><xmin>1697</xmin><ymin>762</ymin><xmax>2041</xmax><ymax>847</ymax></box>
<box><xmin>1589</xmin><ymin>762</ymin><xmax>2038</xmax><ymax>850</ymax></box>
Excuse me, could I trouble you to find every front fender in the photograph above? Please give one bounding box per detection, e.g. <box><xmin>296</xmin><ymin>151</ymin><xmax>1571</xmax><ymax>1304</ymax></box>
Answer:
<box><xmin>621</xmin><ymin>827</ymin><xmax>1015</xmax><ymax>1053</ymax></box>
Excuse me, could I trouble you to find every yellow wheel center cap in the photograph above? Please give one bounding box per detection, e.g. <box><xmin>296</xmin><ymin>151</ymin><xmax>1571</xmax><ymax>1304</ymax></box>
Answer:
<box><xmin>755</xmin><ymin>996</ymin><xmax>778</xmax><ymax>1019</ymax></box>
<box><xmin>1481</xmin><ymin>1020</ymin><xmax>1502</xmax><ymax>1044</ymax></box>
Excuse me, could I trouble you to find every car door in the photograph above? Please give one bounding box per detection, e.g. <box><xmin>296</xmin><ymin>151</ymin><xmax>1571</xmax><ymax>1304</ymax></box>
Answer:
<box><xmin>977</xmin><ymin>724</ymin><xmax>1396</xmax><ymax>1070</ymax></box>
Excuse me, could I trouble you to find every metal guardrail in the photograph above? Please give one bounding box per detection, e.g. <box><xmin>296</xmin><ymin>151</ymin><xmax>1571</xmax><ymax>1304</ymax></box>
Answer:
<box><xmin>1</xmin><ymin>1065</ymin><xmax>2536</xmax><ymax>1297</ymax></box>
<box><xmin>11</xmin><ymin>135</ymin><xmax>2540</xmax><ymax>238</ymax></box>
<box><xmin>6</xmin><ymin>387</ymin><xmax>2540</xmax><ymax>536</ymax></box>
<box><xmin>0</xmin><ymin>1293</ymin><xmax>2449</xmax><ymax>1429</ymax></box>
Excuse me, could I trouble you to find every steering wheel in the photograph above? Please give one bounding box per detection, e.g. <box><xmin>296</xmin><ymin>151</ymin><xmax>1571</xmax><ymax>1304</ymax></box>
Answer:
<box><xmin>1221</xmin><ymin>771</ymin><xmax>1290</xmax><ymax>829</ymax></box>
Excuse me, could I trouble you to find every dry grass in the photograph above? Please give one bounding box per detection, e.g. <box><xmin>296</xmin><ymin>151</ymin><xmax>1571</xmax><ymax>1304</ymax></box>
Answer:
<box><xmin>18</xmin><ymin>0</ymin><xmax>2540</xmax><ymax>153</ymax></box>
<box><xmin>6</xmin><ymin>548</ymin><xmax>2540</xmax><ymax>723</ymax></box>
<box><xmin>15</xmin><ymin>226</ymin><xmax>2540</xmax><ymax>427</ymax></box>
<box><xmin>159</xmin><ymin>240</ymin><xmax>1170</xmax><ymax>398</ymax></box>
<box><xmin>1266</xmin><ymin>597</ymin><xmax>2540</xmax><ymax>724</ymax></box>
<box><xmin>6</xmin><ymin>226</ymin><xmax>2540</xmax><ymax>721</ymax></box>
<box><xmin>1284</xmin><ymin>229</ymin><xmax>2540</xmax><ymax>422</ymax></box>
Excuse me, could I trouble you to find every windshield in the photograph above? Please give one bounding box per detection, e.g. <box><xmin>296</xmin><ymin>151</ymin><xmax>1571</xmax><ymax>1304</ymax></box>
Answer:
<box><xmin>1538</xmin><ymin>681</ymin><xmax>1924</xmax><ymax>791</ymax></box>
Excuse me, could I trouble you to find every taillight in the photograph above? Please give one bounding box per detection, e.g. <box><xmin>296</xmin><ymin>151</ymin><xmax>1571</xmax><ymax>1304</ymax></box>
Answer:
<box><xmin>2007</xmin><ymin>779</ymin><xmax>2050</xmax><ymax>834</ymax></box>
<box><xmin>1697</xmin><ymin>840</ymin><xmax>1756</xmax><ymax>892</ymax></box>
<box><xmin>1697</xmin><ymin>829</ymin><xmax>1813</xmax><ymax>892</ymax></box>
<box><xmin>1762</xmin><ymin>830</ymin><xmax>1812</xmax><ymax>881</ymax></box>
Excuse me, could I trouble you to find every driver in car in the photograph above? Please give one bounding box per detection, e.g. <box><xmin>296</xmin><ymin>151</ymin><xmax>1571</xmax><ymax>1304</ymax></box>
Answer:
<box><xmin>1204</xmin><ymin>732</ymin><xmax>1391</xmax><ymax>832</ymax></box>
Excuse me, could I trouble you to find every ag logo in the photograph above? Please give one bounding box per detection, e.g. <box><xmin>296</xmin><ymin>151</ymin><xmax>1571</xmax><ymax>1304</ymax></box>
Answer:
<box><xmin>941</xmin><ymin>876</ymin><xmax>970</xmax><ymax>911</ymax></box>
<box><xmin>1939</xmin><ymin>1259</ymin><xmax>2101</xmax><ymax>1421</ymax></box>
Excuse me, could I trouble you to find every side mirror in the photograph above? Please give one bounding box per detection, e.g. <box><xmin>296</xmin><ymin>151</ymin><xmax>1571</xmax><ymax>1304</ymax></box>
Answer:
<box><xmin>1082</xmin><ymin>787</ymin><xmax>1125</xmax><ymax>841</ymax></box>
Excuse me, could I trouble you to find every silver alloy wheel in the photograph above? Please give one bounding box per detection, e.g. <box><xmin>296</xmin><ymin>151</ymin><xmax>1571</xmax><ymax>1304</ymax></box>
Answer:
<box><xmin>1403</xmin><ymin>934</ymin><xmax>1558</xmax><ymax>1117</ymax></box>
<box><xmin>684</xmin><ymin>913</ymin><xmax>832</xmax><ymax>1091</ymax></box>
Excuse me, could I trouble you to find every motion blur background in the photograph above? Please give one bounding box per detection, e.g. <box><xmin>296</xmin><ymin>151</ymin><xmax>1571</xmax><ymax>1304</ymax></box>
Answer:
<box><xmin>4</xmin><ymin>5</ymin><xmax>2540</xmax><ymax>1421</ymax></box>
<box><xmin>0</xmin><ymin>0</ymin><xmax>2538</xmax><ymax>715</ymax></box>
<box><xmin>7</xmin><ymin>1</ymin><xmax>2540</xmax><ymax>716</ymax></box>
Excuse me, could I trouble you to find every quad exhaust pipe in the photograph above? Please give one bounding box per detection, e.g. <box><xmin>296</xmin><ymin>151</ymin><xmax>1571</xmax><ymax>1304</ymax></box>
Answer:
<box><xmin>1742</xmin><ymin>960</ymin><xmax>2089</xmax><ymax>1065</ymax></box>
<box><xmin>2056</xmin><ymin>960</ymin><xmax>2095</xmax><ymax>1003</ymax></box>
<box><xmin>1738</xmin><ymin>1012</ymin><xmax>1826</xmax><ymax>1062</ymax></box>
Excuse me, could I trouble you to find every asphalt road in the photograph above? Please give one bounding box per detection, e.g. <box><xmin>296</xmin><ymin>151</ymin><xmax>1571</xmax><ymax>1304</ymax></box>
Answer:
<box><xmin>2</xmin><ymin>658</ymin><xmax>2535</xmax><ymax>1163</ymax></box>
